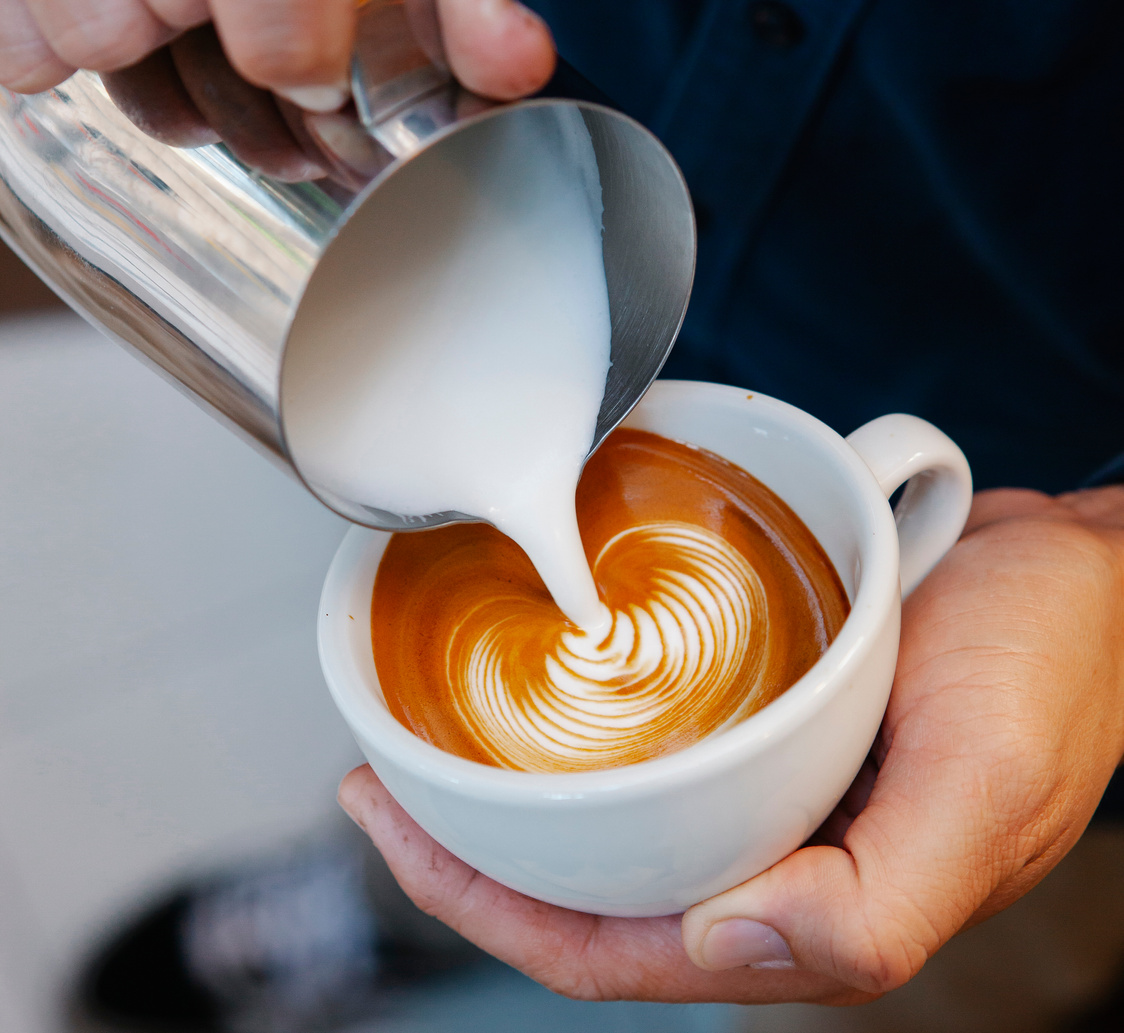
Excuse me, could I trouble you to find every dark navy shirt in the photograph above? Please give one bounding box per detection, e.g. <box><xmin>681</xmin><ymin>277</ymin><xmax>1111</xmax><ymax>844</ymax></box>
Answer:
<box><xmin>529</xmin><ymin>0</ymin><xmax>1124</xmax><ymax>492</ymax></box>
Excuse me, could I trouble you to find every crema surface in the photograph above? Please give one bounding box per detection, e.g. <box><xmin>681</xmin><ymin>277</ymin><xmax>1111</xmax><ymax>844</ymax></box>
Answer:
<box><xmin>372</xmin><ymin>430</ymin><xmax>849</xmax><ymax>772</ymax></box>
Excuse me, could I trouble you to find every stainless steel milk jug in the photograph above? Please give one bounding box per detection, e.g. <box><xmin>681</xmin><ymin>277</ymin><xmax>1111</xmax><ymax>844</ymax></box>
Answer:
<box><xmin>0</xmin><ymin>0</ymin><xmax>695</xmax><ymax>529</ymax></box>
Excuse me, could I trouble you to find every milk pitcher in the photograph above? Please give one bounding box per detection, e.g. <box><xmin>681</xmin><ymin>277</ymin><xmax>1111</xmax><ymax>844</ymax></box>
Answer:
<box><xmin>0</xmin><ymin>0</ymin><xmax>694</xmax><ymax>529</ymax></box>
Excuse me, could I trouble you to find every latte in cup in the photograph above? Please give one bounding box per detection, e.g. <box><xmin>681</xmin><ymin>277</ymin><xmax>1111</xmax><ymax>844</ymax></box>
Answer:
<box><xmin>371</xmin><ymin>428</ymin><xmax>849</xmax><ymax>773</ymax></box>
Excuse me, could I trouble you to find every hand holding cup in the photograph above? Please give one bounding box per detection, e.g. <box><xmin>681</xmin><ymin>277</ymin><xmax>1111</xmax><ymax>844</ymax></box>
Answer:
<box><xmin>320</xmin><ymin>384</ymin><xmax>974</xmax><ymax>917</ymax></box>
<box><xmin>339</xmin><ymin>482</ymin><xmax>1124</xmax><ymax>1003</ymax></box>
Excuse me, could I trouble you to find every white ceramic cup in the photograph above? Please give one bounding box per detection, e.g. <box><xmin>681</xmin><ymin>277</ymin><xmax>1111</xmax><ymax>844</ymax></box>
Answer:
<box><xmin>318</xmin><ymin>381</ymin><xmax>972</xmax><ymax>917</ymax></box>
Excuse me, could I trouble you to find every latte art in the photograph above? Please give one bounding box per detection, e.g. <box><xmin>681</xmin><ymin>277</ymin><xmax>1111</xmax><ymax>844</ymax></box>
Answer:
<box><xmin>452</xmin><ymin>523</ymin><xmax>770</xmax><ymax>771</ymax></box>
<box><xmin>373</xmin><ymin>429</ymin><xmax>849</xmax><ymax>773</ymax></box>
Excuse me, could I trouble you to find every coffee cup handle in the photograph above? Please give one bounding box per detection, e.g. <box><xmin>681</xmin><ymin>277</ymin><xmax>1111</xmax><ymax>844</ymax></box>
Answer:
<box><xmin>845</xmin><ymin>415</ymin><xmax>973</xmax><ymax>597</ymax></box>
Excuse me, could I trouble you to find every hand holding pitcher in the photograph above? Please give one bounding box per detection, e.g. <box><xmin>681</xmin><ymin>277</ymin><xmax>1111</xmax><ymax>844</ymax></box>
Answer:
<box><xmin>0</xmin><ymin>0</ymin><xmax>555</xmax><ymax>180</ymax></box>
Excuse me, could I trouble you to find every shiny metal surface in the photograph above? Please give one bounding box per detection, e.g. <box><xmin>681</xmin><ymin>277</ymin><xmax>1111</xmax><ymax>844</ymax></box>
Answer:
<box><xmin>0</xmin><ymin>6</ymin><xmax>694</xmax><ymax>530</ymax></box>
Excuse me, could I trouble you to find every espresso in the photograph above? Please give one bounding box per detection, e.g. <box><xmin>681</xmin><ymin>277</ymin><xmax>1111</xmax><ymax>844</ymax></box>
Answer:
<box><xmin>371</xmin><ymin>429</ymin><xmax>849</xmax><ymax>773</ymax></box>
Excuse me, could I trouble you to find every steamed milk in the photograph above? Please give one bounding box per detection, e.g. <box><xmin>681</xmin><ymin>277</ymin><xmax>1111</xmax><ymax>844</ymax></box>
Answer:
<box><xmin>283</xmin><ymin>107</ymin><xmax>611</xmax><ymax>631</ymax></box>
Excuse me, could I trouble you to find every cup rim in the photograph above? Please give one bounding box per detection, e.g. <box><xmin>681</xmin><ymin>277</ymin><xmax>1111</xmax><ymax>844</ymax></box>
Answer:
<box><xmin>318</xmin><ymin>380</ymin><xmax>899</xmax><ymax>803</ymax></box>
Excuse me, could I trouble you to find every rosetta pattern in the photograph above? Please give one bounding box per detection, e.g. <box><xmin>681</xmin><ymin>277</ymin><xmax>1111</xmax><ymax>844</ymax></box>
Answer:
<box><xmin>447</xmin><ymin>522</ymin><xmax>772</xmax><ymax>772</ymax></box>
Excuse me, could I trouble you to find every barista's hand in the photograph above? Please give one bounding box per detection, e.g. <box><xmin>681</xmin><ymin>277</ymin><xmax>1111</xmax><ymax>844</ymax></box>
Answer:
<box><xmin>0</xmin><ymin>0</ymin><xmax>554</xmax><ymax>180</ymax></box>
<box><xmin>339</xmin><ymin>486</ymin><xmax>1124</xmax><ymax>1004</ymax></box>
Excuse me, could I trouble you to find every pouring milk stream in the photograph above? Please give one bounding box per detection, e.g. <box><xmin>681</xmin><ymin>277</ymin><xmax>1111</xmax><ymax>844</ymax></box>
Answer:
<box><xmin>283</xmin><ymin>107</ymin><xmax>615</xmax><ymax>633</ymax></box>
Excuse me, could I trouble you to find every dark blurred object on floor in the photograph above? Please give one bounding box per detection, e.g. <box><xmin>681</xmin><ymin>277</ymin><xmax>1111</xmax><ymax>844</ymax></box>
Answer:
<box><xmin>73</xmin><ymin>832</ymin><xmax>483</xmax><ymax>1033</ymax></box>
<box><xmin>1062</xmin><ymin>969</ymin><xmax>1124</xmax><ymax>1033</ymax></box>
<box><xmin>1060</xmin><ymin>802</ymin><xmax>1124</xmax><ymax>1033</ymax></box>
<box><xmin>1094</xmin><ymin>765</ymin><xmax>1124</xmax><ymax>824</ymax></box>
<box><xmin>0</xmin><ymin>239</ymin><xmax>63</xmax><ymax>313</ymax></box>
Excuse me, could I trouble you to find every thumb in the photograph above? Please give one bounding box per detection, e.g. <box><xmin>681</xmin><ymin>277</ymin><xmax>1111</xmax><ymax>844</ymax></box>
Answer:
<box><xmin>438</xmin><ymin>0</ymin><xmax>556</xmax><ymax>100</ymax></box>
<box><xmin>680</xmin><ymin>746</ymin><xmax>1005</xmax><ymax>995</ymax></box>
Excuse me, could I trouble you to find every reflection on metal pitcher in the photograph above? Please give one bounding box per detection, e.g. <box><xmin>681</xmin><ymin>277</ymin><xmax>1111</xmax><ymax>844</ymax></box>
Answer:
<box><xmin>0</xmin><ymin>1</ymin><xmax>694</xmax><ymax>529</ymax></box>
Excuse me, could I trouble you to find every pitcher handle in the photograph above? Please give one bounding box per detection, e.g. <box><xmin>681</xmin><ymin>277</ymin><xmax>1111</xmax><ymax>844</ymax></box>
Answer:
<box><xmin>350</xmin><ymin>0</ymin><xmax>492</xmax><ymax>156</ymax></box>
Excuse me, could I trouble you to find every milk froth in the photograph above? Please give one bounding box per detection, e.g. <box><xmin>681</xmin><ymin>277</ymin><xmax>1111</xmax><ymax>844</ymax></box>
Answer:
<box><xmin>282</xmin><ymin>106</ymin><xmax>613</xmax><ymax>630</ymax></box>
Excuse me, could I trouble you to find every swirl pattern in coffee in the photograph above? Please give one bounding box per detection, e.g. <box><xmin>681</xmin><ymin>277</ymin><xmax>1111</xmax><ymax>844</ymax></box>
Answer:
<box><xmin>372</xmin><ymin>429</ymin><xmax>849</xmax><ymax>772</ymax></box>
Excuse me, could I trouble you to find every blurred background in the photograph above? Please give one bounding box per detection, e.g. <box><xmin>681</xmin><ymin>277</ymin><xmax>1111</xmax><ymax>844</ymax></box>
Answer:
<box><xmin>2</xmin><ymin>235</ymin><xmax>1123</xmax><ymax>1033</ymax></box>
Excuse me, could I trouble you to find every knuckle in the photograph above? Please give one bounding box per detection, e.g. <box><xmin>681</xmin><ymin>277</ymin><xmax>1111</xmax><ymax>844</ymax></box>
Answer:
<box><xmin>402</xmin><ymin>871</ymin><xmax>452</xmax><ymax>919</ymax></box>
<box><xmin>226</xmin><ymin>29</ymin><xmax>328</xmax><ymax>88</ymax></box>
<box><xmin>842</xmin><ymin>917</ymin><xmax>932</xmax><ymax>995</ymax></box>
<box><xmin>395</xmin><ymin>870</ymin><xmax>448</xmax><ymax>919</ymax></box>
<box><xmin>535</xmin><ymin>966</ymin><xmax>609</xmax><ymax>1001</ymax></box>
<box><xmin>46</xmin><ymin>12</ymin><xmax>158</xmax><ymax>71</ymax></box>
<box><xmin>818</xmin><ymin>986</ymin><xmax>884</xmax><ymax>1006</ymax></box>
<box><xmin>529</xmin><ymin>937</ymin><xmax>639</xmax><ymax>1001</ymax></box>
<box><xmin>408</xmin><ymin>890</ymin><xmax>446</xmax><ymax>920</ymax></box>
<box><xmin>0</xmin><ymin>39</ymin><xmax>69</xmax><ymax>92</ymax></box>
<box><xmin>393</xmin><ymin>842</ymin><xmax>474</xmax><ymax>922</ymax></box>
<box><xmin>850</xmin><ymin>954</ymin><xmax>913</xmax><ymax>995</ymax></box>
<box><xmin>0</xmin><ymin>65</ymin><xmax>64</xmax><ymax>93</ymax></box>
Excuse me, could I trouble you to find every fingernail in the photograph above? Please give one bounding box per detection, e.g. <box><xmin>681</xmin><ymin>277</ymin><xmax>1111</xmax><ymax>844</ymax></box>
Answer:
<box><xmin>270</xmin><ymin>158</ymin><xmax>330</xmax><ymax>182</ymax></box>
<box><xmin>276</xmin><ymin>84</ymin><xmax>349</xmax><ymax>113</ymax></box>
<box><xmin>305</xmin><ymin>112</ymin><xmax>389</xmax><ymax>177</ymax></box>
<box><xmin>700</xmin><ymin>919</ymin><xmax>795</xmax><ymax>970</ymax></box>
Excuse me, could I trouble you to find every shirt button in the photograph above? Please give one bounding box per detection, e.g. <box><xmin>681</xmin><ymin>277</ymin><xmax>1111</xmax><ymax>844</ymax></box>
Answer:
<box><xmin>748</xmin><ymin>1</ymin><xmax>807</xmax><ymax>48</ymax></box>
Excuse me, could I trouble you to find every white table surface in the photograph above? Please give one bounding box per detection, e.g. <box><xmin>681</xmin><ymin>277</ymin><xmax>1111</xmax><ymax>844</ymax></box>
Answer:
<box><xmin>0</xmin><ymin>311</ymin><xmax>360</xmax><ymax>1032</ymax></box>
